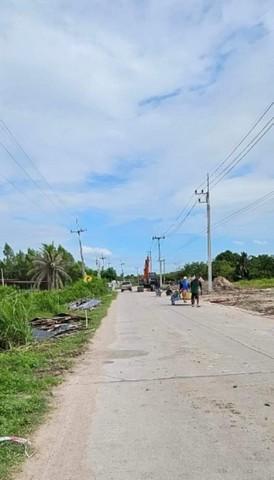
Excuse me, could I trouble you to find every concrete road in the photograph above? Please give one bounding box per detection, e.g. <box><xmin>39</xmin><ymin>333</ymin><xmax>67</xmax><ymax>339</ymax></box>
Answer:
<box><xmin>18</xmin><ymin>292</ymin><xmax>274</xmax><ymax>480</ymax></box>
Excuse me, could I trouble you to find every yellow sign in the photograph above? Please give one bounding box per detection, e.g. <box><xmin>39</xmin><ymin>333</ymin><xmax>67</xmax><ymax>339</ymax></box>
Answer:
<box><xmin>83</xmin><ymin>274</ymin><xmax>92</xmax><ymax>283</ymax></box>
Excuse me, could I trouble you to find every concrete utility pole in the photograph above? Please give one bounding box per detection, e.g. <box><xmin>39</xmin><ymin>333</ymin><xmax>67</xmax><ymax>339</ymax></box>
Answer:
<box><xmin>162</xmin><ymin>259</ymin><xmax>166</xmax><ymax>285</ymax></box>
<box><xmin>96</xmin><ymin>258</ymin><xmax>101</xmax><ymax>277</ymax></box>
<box><xmin>100</xmin><ymin>256</ymin><xmax>106</xmax><ymax>270</ymax></box>
<box><xmin>135</xmin><ymin>266</ymin><xmax>140</xmax><ymax>285</ymax></box>
<box><xmin>71</xmin><ymin>219</ymin><xmax>87</xmax><ymax>277</ymax></box>
<box><xmin>120</xmin><ymin>262</ymin><xmax>125</xmax><ymax>277</ymax></box>
<box><xmin>195</xmin><ymin>173</ymin><xmax>212</xmax><ymax>292</ymax></box>
<box><xmin>152</xmin><ymin>236</ymin><xmax>165</xmax><ymax>288</ymax></box>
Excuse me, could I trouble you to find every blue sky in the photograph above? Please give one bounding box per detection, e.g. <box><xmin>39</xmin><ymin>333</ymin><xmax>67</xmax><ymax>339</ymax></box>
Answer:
<box><xmin>0</xmin><ymin>0</ymin><xmax>274</xmax><ymax>274</ymax></box>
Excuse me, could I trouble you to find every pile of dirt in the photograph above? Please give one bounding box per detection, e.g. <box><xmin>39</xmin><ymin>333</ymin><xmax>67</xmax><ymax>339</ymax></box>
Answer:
<box><xmin>213</xmin><ymin>276</ymin><xmax>234</xmax><ymax>290</ymax></box>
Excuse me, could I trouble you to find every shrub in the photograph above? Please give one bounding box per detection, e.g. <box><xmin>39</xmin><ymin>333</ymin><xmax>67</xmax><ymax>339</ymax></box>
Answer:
<box><xmin>58</xmin><ymin>278</ymin><xmax>108</xmax><ymax>304</ymax></box>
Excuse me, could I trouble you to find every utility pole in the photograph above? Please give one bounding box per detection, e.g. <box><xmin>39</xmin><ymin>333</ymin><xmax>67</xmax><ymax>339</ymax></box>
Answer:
<box><xmin>162</xmin><ymin>259</ymin><xmax>166</xmax><ymax>285</ymax></box>
<box><xmin>195</xmin><ymin>173</ymin><xmax>212</xmax><ymax>292</ymax></box>
<box><xmin>1</xmin><ymin>268</ymin><xmax>4</xmax><ymax>286</ymax></box>
<box><xmin>96</xmin><ymin>258</ymin><xmax>101</xmax><ymax>277</ymax></box>
<box><xmin>71</xmin><ymin>219</ymin><xmax>87</xmax><ymax>277</ymax></box>
<box><xmin>120</xmin><ymin>262</ymin><xmax>125</xmax><ymax>278</ymax></box>
<box><xmin>152</xmin><ymin>236</ymin><xmax>165</xmax><ymax>288</ymax></box>
<box><xmin>100</xmin><ymin>255</ymin><xmax>106</xmax><ymax>270</ymax></box>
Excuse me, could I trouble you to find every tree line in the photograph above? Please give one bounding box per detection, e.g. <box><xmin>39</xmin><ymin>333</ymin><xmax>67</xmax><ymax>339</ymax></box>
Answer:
<box><xmin>0</xmin><ymin>243</ymin><xmax>117</xmax><ymax>289</ymax></box>
<box><xmin>165</xmin><ymin>250</ymin><xmax>274</xmax><ymax>282</ymax></box>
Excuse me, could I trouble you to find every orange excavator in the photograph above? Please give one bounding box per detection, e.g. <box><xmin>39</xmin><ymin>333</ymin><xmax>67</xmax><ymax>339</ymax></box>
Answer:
<box><xmin>141</xmin><ymin>255</ymin><xmax>158</xmax><ymax>291</ymax></box>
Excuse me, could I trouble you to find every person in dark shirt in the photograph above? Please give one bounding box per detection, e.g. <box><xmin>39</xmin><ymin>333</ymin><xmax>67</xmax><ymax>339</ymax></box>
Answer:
<box><xmin>190</xmin><ymin>275</ymin><xmax>202</xmax><ymax>307</ymax></box>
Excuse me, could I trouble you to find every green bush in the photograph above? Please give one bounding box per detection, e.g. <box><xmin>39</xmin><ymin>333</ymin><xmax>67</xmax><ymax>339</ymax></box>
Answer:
<box><xmin>58</xmin><ymin>278</ymin><xmax>108</xmax><ymax>304</ymax></box>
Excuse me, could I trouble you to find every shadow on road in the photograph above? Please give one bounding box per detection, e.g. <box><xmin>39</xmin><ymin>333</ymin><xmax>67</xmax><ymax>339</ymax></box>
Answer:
<box><xmin>160</xmin><ymin>303</ymin><xmax>192</xmax><ymax>307</ymax></box>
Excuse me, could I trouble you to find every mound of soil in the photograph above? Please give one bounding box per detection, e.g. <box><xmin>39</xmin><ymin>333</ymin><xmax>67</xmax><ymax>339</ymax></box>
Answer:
<box><xmin>213</xmin><ymin>276</ymin><xmax>234</xmax><ymax>290</ymax></box>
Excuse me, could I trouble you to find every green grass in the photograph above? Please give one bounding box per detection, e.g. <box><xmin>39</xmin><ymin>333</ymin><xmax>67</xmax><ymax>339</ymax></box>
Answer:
<box><xmin>235</xmin><ymin>278</ymin><xmax>274</xmax><ymax>289</ymax></box>
<box><xmin>0</xmin><ymin>279</ymin><xmax>110</xmax><ymax>351</ymax></box>
<box><xmin>0</xmin><ymin>292</ymin><xmax>115</xmax><ymax>480</ymax></box>
<box><xmin>0</xmin><ymin>294</ymin><xmax>33</xmax><ymax>350</ymax></box>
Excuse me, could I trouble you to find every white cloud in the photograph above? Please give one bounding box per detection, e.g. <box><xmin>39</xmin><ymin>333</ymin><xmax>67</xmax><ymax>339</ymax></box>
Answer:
<box><xmin>0</xmin><ymin>0</ymin><xmax>273</xmax><ymax>256</ymax></box>
<box><xmin>253</xmin><ymin>239</ymin><xmax>268</xmax><ymax>245</ymax></box>
<box><xmin>82</xmin><ymin>246</ymin><xmax>112</xmax><ymax>257</ymax></box>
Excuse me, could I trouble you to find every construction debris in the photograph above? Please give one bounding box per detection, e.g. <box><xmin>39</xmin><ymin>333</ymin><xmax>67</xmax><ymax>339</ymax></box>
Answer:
<box><xmin>69</xmin><ymin>298</ymin><xmax>101</xmax><ymax>311</ymax></box>
<box><xmin>31</xmin><ymin>299</ymin><xmax>101</xmax><ymax>341</ymax></box>
<box><xmin>31</xmin><ymin>313</ymin><xmax>84</xmax><ymax>341</ymax></box>
<box><xmin>0</xmin><ymin>436</ymin><xmax>32</xmax><ymax>457</ymax></box>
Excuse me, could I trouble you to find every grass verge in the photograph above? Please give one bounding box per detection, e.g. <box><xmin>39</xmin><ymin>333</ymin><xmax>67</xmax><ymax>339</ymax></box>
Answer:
<box><xmin>235</xmin><ymin>278</ymin><xmax>274</xmax><ymax>289</ymax></box>
<box><xmin>0</xmin><ymin>292</ymin><xmax>116</xmax><ymax>480</ymax></box>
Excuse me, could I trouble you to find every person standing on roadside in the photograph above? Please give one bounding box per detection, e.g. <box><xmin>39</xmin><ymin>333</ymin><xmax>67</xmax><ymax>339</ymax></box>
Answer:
<box><xmin>191</xmin><ymin>274</ymin><xmax>202</xmax><ymax>307</ymax></box>
<box><xmin>181</xmin><ymin>276</ymin><xmax>190</xmax><ymax>303</ymax></box>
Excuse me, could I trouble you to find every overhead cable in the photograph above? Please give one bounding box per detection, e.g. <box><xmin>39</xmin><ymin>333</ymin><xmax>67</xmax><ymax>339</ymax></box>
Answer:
<box><xmin>211</xmin><ymin>119</ymin><xmax>274</xmax><ymax>188</ymax></box>
<box><xmin>0</xmin><ymin>140</ymin><xmax>64</xmax><ymax>210</ymax></box>
<box><xmin>213</xmin><ymin>189</ymin><xmax>274</xmax><ymax>229</ymax></box>
<box><xmin>162</xmin><ymin>102</ymin><xmax>274</xmax><ymax>237</ymax></box>
<box><xmin>0</xmin><ymin>120</ymin><xmax>65</xmax><ymax>207</ymax></box>
<box><xmin>164</xmin><ymin>200</ymin><xmax>198</xmax><ymax>237</ymax></box>
<box><xmin>196</xmin><ymin>101</ymin><xmax>274</xmax><ymax>191</ymax></box>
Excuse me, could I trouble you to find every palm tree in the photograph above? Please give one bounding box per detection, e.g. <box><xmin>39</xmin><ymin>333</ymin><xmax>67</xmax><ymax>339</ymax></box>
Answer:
<box><xmin>29</xmin><ymin>243</ymin><xmax>71</xmax><ymax>289</ymax></box>
<box><xmin>236</xmin><ymin>251</ymin><xmax>249</xmax><ymax>279</ymax></box>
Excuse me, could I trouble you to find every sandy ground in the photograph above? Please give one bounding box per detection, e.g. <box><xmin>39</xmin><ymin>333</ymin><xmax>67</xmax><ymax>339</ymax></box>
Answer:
<box><xmin>16</xmin><ymin>291</ymin><xmax>274</xmax><ymax>480</ymax></box>
<box><xmin>209</xmin><ymin>287</ymin><xmax>274</xmax><ymax>317</ymax></box>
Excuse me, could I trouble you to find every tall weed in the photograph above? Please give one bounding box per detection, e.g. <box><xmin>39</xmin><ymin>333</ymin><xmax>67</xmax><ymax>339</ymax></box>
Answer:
<box><xmin>0</xmin><ymin>294</ymin><xmax>33</xmax><ymax>350</ymax></box>
<box><xmin>30</xmin><ymin>291</ymin><xmax>62</xmax><ymax>315</ymax></box>
<box><xmin>0</xmin><ymin>278</ymin><xmax>109</xmax><ymax>350</ymax></box>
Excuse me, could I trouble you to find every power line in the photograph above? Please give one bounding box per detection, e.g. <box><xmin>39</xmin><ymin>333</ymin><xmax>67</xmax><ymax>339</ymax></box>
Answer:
<box><xmin>0</xmin><ymin>140</ymin><xmax>61</xmax><ymax>209</ymax></box>
<box><xmin>213</xmin><ymin>190</ymin><xmax>274</xmax><ymax>229</ymax></box>
<box><xmin>210</xmin><ymin>103</ymin><xmax>273</xmax><ymax>181</ymax></box>
<box><xmin>211</xmin><ymin>119</ymin><xmax>274</xmax><ymax>188</ymax></box>
<box><xmin>0</xmin><ymin>121</ymin><xmax>80</xmax><ymax>230</ymax></box>
<box><xmin>163</xmin><ymin>196</ymin><xmax>197</xmax><ymax>236</ymax></box>
<box><xmin>0</xmin><ymin>120</ymin><xmax>64</xmax><ymax>207</ymax></box>
<box><xmin>164</xmin><ymin>200</ymin><xmax>198</xmax><ymax>237</ymax></box>
<box><xmin>162</xmin><ymin>102</ymin><xmax>274</xmax><ymax>238</ymax></box>
<box><xmin>176</xmin><ymin>189</ymin><xmax>274</xmax><ymax>255</ymax></box>
<box><xmin>178</xmin><ymin>235</ymin><xmax>202</xmax><ymax>252</ymax></box>
<box><xmin>0</xmin><ymin>174</ymin><xmax>36</xmax><ymax>205</ymax></box>
<box><xmin>196</xmin><ymin>101</ymin><xmax>274</xmax><ymax>192</ymax></box>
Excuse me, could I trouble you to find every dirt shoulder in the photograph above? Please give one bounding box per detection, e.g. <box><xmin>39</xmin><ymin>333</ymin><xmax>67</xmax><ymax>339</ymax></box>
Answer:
<box><xmin>14</xmin><ymin>296</ymin><xmax>117</xmax><ymax>480</ymax></box>
<box><xmin>208</xmin><ymin>287</ymin><xmax>274</xmax><ymax>317</ymax></box>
